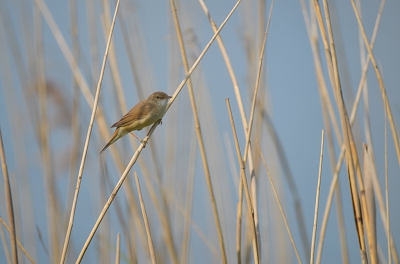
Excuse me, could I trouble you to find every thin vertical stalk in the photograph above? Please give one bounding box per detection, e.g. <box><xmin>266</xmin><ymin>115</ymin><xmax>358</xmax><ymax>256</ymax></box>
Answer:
<box><xmin>169</xmin><ymin>0</ymin><xmax>227</xmax><ymax>262</ymax></box>
<box><xmin>350</xmin><ymin>0</ymin><xmax>400</xmax><ymax>167</ymax></box>
<box><xmin>60</xmin><ymin>0</ymin><xmax>121</xmax><ymax>262</ymax></box>
<box><xmin>226</xmin><ymin>99</ymin><xmax>259</xmax><ymax>264</ymax></box>
<box><xmin>257</xmin><ymin>142</ymin><xmax>302</xmax><ymax>264</ymax></box>
<box><xmin>134</xmin><ymin>172</ymin><xmax>156</xmax><ymax>264</ymax></box>
<box><xmin>310</xmin><ymin>130</ymin><xmax>324</xmax><ymax>264</ymax></box>
<box><xmin>115</xmin><ymin>233</ymin><xmax>120</xmax><ymax>264</ymax></box>
<box><xmin>384</xmin><ymin>104</ymin><xmax>391</xmax><ymax>264</ymax></box>
<box><xmin>0</xmin><ymin>128</ymin><xmax>18</xmax><ymax>264</ymax></box>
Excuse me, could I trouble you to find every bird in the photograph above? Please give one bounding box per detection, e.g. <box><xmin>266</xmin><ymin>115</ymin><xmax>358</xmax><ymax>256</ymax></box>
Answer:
<box><xmin>100</xmin><ymin>91</ymin><xmax>172</xmax><ymax>153</ymax></box>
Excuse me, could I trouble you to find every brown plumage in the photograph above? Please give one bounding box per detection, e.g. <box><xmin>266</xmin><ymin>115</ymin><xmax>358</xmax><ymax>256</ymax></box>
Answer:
<box><xmin>100</xmin><ymin>91</ymin><xmax>172</xmax><ymax>153</ymax></box>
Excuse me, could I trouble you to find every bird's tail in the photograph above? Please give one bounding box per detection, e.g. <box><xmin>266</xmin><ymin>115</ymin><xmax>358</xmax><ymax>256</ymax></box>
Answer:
<box><xmin>100</xmin><ymin>128</ymin><xmax>121</xmax><ymax>154</ymax></box>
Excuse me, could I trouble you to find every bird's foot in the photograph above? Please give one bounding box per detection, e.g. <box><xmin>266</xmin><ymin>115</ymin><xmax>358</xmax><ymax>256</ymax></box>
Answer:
<box><xmin>158</xmin><ymin>119</ymin><xmax>163</xmax><ymax>125</ymax></box>
<box><xmin>140</xmin><ymin>139</ymin><xmax>148</xmax><ymax>148</ymax></box>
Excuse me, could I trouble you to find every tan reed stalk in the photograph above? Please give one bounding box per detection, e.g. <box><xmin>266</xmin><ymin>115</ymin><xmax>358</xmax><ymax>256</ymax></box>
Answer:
<box><xmin>226</xmin><ymin>99</ymin><xmax>259</xmax><ymax>263</ymax></box>
<box><xmin>101</xmin><ymin>0</ymin><xmax>127</xmax><ymax>114</ymax></box>
<box><xmin>76</xmin><ymin>3</ymin><xmax>241</xmax><ymax>260</ymax></box>
<box><xmin>0</xmin><ymin>22</ymin><xmax>39</xmax><ymax>262</ymax></box>
<box><xmin>166</xmin><ymin>0</ymin><xmax>242</xmax><ymax>108</ymax></box>
<box><xmin>174</xmin><ymin>200</ymin><xmax>220</xmax><ymax>260</ymax></box>
<box><xmin>85</xmin><ymin>0</ymin><xmax>100</xmax><ymax>85</ymax></box>
<box><xmin>242</xmin><ymin>4</ymin><xmax>274</xmax><ymax>258</ymax></box>
<box><xmin>311</xmin><ymin>0</ymin><xmax>366</xmax><ymax>260</ymax></box>
<box><xmin>365</xmin><ymin>149</ymin><xmax>399</xmax><ymax>264</ymax></box>
<box><xmin>362</xmin><ymin>60</ymin><xmax>399</xmax><ymax>263</ymax></box>
<box><xmin>34</xmin><ymin>3</ymin><xmax>62</xmax><ymax>260</ymax></box>
<box><xmin>136</xmin><ymin>160</ymin><xmax>178</xmax><ymax>263</ymax></box>
<box><xmin>0</xmin><ymin>222</ymin><xmax>12</xmax><ymax>264</ymax></box>
<box><xmin>0</xmin><ymin>129</ymin><xmax>18</xmax><ymax>264</ymax></box>
<box><xmin>257</xmin><ymin>141</ymin><xmax>302</xmax><ymax>264</ymax></box>
<box><xmin>60</xmin><ymin>0</ymin><xmax>122</xmax><ymax>262</ymax></box>
<box><xmin>384</xmin><ymin>109</ymin><xmax>391</xmax><ymax>264</ymax></box>
<box><xmin>197</xmin><ymin>2</ymin><xmax>248</xmax><ymax>261</ymax></box>
<box><xmin>76</xmin><ymin>120</ymin><xmax>159</xmax><ymax>263</ymax></box>
<box><xmin>34</xmin><ymin>0</ymin><xmax>94</xmax><ymax>108</ymax></box>
<box><xmin>102</xmin><ymin>170</ymin><xmax>137</xmax><ymax>263</ymax></box>
<box><xmin>115</xmin><ymin>233</ymin><xmax>120</xmax><ymax>264</ymax></box>
<box><xmin>169</xmin><ymin>1</ymin><xmax>227</xmax><ymax>263</ymax></box>
<box><xmin>321</xmin><ymin>0</ymin><xmax>377</xmax><ymax>262</ymax></box>
<box><xmin>313</xmin><ymin>0</ymin><xmax>385</xmax><ymax>260</ymax></box>
<box><xmin>364</xmin><ymin>145</ymin><xmax>377</xmax><ymax>261</ymax></box>
<box><xmin>350</xmin><ymin>0</ymin><xmax>400</xmax><ymax>167</ymax></box>
<box><xmin>65</xmin><ymin>0</ymin><xmax>82</xmax><ymax>226</ymax></box>
<box><xmin>180</xmin><ymin>115</ymin><xmax>199</xmax><ymax>263</ymax></box>
<box><xmin>134</xmin><ymin>172</ymin><xmax>156</xmax><ymax>264</ymax></box>
<box><xmin>310</xmin><ymin>130</ymin><xmax>325</xmax><ymax>264</ymax></box>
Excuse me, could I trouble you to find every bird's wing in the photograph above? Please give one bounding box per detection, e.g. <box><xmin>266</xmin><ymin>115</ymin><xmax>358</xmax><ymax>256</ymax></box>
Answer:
<box><xmin>111</xmin><ymin>100</ymin><xmax>155</xmax><ymax>128</ymax></box>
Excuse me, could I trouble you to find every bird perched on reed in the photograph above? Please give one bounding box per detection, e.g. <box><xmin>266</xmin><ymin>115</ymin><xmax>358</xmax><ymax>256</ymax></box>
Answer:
<box><xmin>100</xmin><ymin>91</ymin><xmax>172</xmax><ymax>153</ymax></box>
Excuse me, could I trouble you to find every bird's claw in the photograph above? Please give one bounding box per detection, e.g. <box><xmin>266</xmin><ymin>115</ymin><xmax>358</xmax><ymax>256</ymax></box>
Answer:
<box><xmin>140</xmin><ymin>139</ymin><xmax>148</xmax><ymax>148</ymax></box>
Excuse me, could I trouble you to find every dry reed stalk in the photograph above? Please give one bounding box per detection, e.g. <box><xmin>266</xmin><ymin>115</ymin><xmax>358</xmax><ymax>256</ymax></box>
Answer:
<box><xmin>257</xmin><ymin>142</ymin><xmax>302</xmax><ymax>264</ymax></box>
<box><xmin>136</xmin><ymin>159</ymin><xmax>178</xmax><ymax>263</ymax></box>
<box><xmin>180</xmin><ymin>127</ymin><xmax>197</xmax><ymax>263</ymax></box>
<box><xmin>320</xmin><ymin>1</ymin><xmax>377</xmax><ymax>262</ymax></box>
<box><xmin>169</xmin><ymin>1</ymin><xmax>227</xmax><ymax>263</ymax></box>
<box><xmin>311</xmin><ymin>1</ymin><xmax>367</xmax><ymax>261</ymax></box>
<box><xmin>34</xmin><ymin>0</ymin><xmax>94</xmax><ymax>108</ymax></box>
<box><xmin>364</xmin><ymin>145</ymin><xmax>377</xmax><ymax>261</ymax></box>
<box><xmin>66</xmin><ymin>0</ymin><xmax>82</xmax><ymax>231</ymax></box>
<box><xmin>101</xmin><ymin>0</ymin><xmax>127</xmax><ymax>114</ymax></box>
<box><xmin>76</xmin><ymin>3</ymin><xmax>241</xmax><ymax>258</ymax></box>
<box><xmin>0</xmin><ymin>222</ymin><xmax>12</xmax><ymax>264</ymax></box>
<box><xmin>60</xmin><ymin>0</ymin><xmax>122</xmax><ymax>262</ymax></box>
<box><xmin>103</xmin><ymin>171</ymin><xmax>137</xmax><ymax>263</ymax></box>
<box><xmin>310</xmin><ymin>130</ymin><xmax>324</xmax><ymax>264</ymax></box>
<box><xmin>0</xmin><ymin>129</ymin><xmax>18</xmax><ymax>264</ymax></box>
<box><xmin>362</xmin><ymin>64</ymin><xmax>399</xmax><ymax>263</ymax></box>
<box><xmin>350</xmin><ymin>0</ymin><xmax>400</xmax><ymax>167</ymax></box>
<box><xmin>134</xmin><ymin>172</ymin><xmax>157</xmax><ymax>264</ymax></box>
<box><xmin>34</xmin><ymin>3</ymin><xmax>62</xmax><ymax>260</ymax></box>
<box><xmin>115</xmin><ymin>233</ymin><xmax>120</xmax><ymax>264</ymax></box>
<box><xmin>0</xmin><ymin>21</ymin><xmax>39</xmax><ymax>262</ymax></box>
<box><xmin>75</xmin><ymin>120</ymin><xmax>160</xmax><ymax>263</ymax></box>
<box><xmin>226</xmin><ymin>99</ymin><xmax>259</xmax><ymax>263</ymax></box>
<box><xmin>311</xmin><ymin>0</ymin><xmax>385</xmax><ymax>260</ymax></box>
<box><xmin>384</xmin><ymin>107</ymin><xmax>391</xmax><ymax>264</ymax></box>
<box><xmin>365</xmin><ymin>148</ymin><xmax>399</xmax><ymax>264</ymax></box>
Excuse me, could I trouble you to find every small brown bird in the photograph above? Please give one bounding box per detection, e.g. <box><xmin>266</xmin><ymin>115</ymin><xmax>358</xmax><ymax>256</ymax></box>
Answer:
<box><xmin>100</xmin><ymin>91</ymin><xmax>172</xmax><ymax>153</ymax></box>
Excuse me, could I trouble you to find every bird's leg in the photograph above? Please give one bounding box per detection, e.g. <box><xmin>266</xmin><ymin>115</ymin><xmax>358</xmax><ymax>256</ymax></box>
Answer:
<box><xmin>129</xmin><ymin>132</ymin><xmax>147</xmax><ymax>147</ymax></box>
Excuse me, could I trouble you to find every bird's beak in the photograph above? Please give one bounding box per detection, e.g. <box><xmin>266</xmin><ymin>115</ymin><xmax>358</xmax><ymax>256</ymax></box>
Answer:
<box><xmin>167</xmin><ymin>95</ymin><xmax>173</xmax><ymax>99</ymax></box>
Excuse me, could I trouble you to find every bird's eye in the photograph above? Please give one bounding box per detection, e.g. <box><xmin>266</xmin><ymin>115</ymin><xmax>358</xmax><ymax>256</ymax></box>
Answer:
<box><xmin>156</xmin><ymin>96</ymin><xmax>160</xmax><ymax>99</ymax></box>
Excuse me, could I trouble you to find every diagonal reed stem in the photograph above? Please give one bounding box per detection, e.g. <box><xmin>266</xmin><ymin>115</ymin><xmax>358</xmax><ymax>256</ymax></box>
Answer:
<box><xmin>0</xmin><ymin>128</ymin><xmax>18</xmax><ymax>264</ymax></box>
<box><xmin>310</xmin><ymin>130</ymin><xmax>324</xmax><ymax>264</ymax></box>
<box><xmin>257</xmin><ymin>141</ymin><xmax>302</xmax><ymax>264</ymax></box>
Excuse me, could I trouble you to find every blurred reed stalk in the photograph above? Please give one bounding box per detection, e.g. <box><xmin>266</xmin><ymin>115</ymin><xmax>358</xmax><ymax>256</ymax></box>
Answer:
<box><xmin>134</xmin><ymin>172</ymin><xmax>156</xmax><ymax>264</ymax></box>
<box><xmin>257</xmin><ymin>142</ymin><xmax>302</xmax><ymax>264</ymax></box>
<box><xmin>310</xmin><ymin>130</ymin><xmax>324</xmax><ymax>264</ymax></box>
<box><xmin>226</xmin><ymin>99</ymin><xmax>259</xmax><ymax>263</ymax></box>
<box><xmin>169</xmin><ymin>0</ymin><xmax>227</xmax><ymax>263</ymax></box>
<box><xmin>0</xmin><ymin>129</ymin><xmax>18</xmax><ymax>264</ymax></box>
